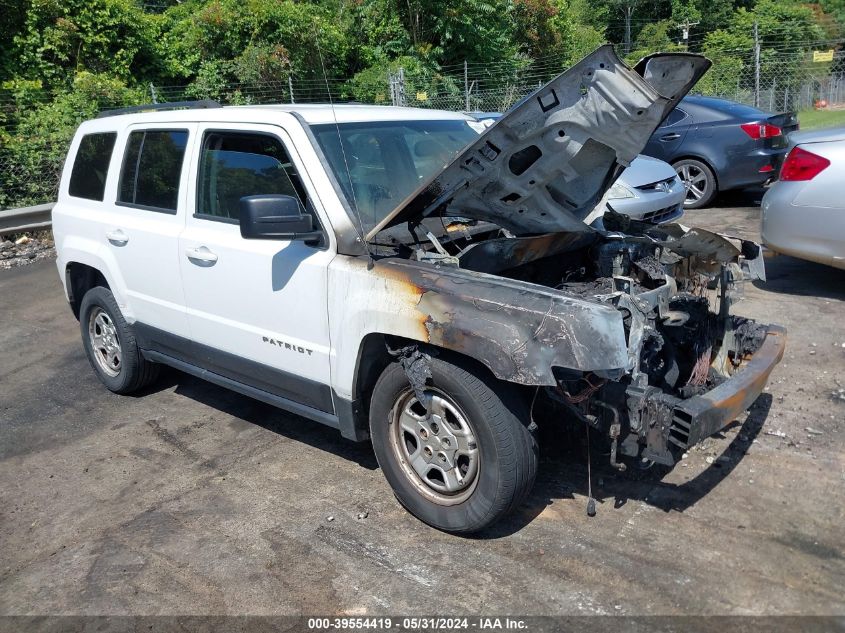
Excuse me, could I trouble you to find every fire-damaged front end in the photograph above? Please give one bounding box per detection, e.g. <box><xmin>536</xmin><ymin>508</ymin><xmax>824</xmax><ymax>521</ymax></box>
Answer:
<box><xmin>342</xmin><ymin>45</ymin><xmax>785</xmax><ymax>465</ymax></box>
<box><xmin>527</xmin><ymin>216</ymin><xmax>785</xmax><ymax>468</ymax></box>
<box><xmin>365</xmin><ymin>217</ymin><xmax>785</xmax><ymax>470</ymax></box>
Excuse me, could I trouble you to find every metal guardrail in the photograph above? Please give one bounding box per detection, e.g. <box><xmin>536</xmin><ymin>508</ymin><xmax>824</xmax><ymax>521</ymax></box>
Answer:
<box><xmin>0</xmin><ymin>203</ymin><xmax>54</xmax><ymax>235</ymax></box>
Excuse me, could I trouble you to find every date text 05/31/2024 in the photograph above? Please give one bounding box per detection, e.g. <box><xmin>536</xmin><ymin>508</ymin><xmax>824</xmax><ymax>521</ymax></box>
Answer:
<box><xmin>307</xmin><ymin>617</ymin><xmax>529</xmax><ymax>630</ymax></box>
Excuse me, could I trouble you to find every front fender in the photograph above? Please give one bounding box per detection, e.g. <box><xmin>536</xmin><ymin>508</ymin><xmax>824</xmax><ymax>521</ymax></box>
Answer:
<box><xmin>329</xmin><ymin>256</ymin><xmax>628</xmax><ymax>400</ymax></box>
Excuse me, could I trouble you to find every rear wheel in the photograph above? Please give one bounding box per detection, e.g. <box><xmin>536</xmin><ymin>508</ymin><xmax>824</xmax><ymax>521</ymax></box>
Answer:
<box><xmin>674</xmin><ymin>158</ymin><xmax>717</xmax><ymax>209</ymax></box>
<box><xmin>369</xmin><ymin>356</ymin><xmax>538</xmax><ymax>533</ymax></box>
<box><xmin>79</xmin><ymin>287</ymin><xmax>159</xmax><ymax>394</ymax></box>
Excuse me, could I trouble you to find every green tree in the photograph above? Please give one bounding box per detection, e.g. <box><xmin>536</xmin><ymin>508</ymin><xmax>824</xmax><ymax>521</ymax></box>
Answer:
<box><xmin>343</xmin><ymin>0</ymin><xmax>411</xmax><ymax>69</ymax></box>
<box><xmin>159</xmin><ymin>0</ymin><xmax>349</xmax><ymax>100</ymax></box>
<box><xmin>12</xmin><ymin>0</ymin><xmax>162</xmax><ymax>87</ymax></box>
<box><xmin>0</xmin><ymin>0</ymin><xmax>28</xmax><ymax>82</ymax></box>
<box><xmin>0</xmin><ymin>72</ymin><xmax>144</xmax><ymax>208</ymax></box>
<box><xmin>394</xmin><ymin>0</ymin><xmax>520</xmax><ymax>65</ymax></box>
<box><xmin>345</xmin><ymin>56</ymin><xmax>462</xmax><ymax>105</ymax></box>
<box><xmin>700</xmin><ymin>0</ymin><xmax>828</xmax><ymax>99</ymax></box>
<box><xmin>626</xmin><ymin>20</ymin><xmax>686</xmax><ymax>63</ymax></box>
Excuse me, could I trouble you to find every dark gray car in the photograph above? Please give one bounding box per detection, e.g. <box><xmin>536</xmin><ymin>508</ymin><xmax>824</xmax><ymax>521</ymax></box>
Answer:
<box><xmin>643</xmin><ymin>96</ymin><xmax>798</xmax><ymax>209</ymax></box>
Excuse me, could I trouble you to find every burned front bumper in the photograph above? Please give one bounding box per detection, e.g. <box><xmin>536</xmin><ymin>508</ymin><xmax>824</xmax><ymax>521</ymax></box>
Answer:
<box><xmin>670</xmin><ymin>324</ymin><xmax>786</xmax><ymax>448</ymax></box>
<box><xmin>629</xmin><ymin>324</ymin><xmax>786</xmax><ymax>465</ymax></box>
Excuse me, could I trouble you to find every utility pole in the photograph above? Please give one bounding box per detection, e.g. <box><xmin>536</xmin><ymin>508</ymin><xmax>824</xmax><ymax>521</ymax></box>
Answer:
<box><xmin>676</xmin><ymin>19</ymin><xmax>699</xmax><ymax>51</ymax></box>
<box><xmin>389</xmin><ymin>68</ymin><xmax>406</xmax><ymax>107</ymax></box>
<box><xmin>753</xmin><ymin>21</ymin><xmax>761</xmax><ymax>108</ymax></box>
<box><xmin>464</xmin><ymin>60</ymin><xmax>470</xmax><ymax>112</ymax></box>
<box><xmin>613</xmin><ymin>0</ymin><xmax>638</xmax><ymax>55</ymax></box>
<box><xmin>397</xmin><ymin>67</ymin><xmax>406</xmax><ymax>107</ymax></box>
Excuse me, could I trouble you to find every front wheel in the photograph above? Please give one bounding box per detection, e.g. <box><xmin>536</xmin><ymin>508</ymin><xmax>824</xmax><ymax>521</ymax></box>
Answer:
<box><xmin>674</xmin><ymin>158</ymin><xmax>717</xmax><ymax>209</ymax></box>
<box><xmin>369</xmin><ymin>356</ymin><xmax>537</xmax><ymax>533</ymax></box>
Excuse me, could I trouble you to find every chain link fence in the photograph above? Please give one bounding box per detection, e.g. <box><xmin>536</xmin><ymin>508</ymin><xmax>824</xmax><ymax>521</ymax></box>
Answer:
<box><xmin>396</xmin><ymin>44</ymin><xmax>845</xmax><ymax>113</ymax></box>
<box><xmin>3</xmin><ymin>41</ymin><xmax>845</xmax><ymax>209</ymax></box>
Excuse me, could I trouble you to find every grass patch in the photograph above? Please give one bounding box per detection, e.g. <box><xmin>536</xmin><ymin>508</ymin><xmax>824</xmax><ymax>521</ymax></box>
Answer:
<box><xmin>797</xmin><ymin>108</ymin><xmax>845</xmax><ymax>130</ymax></box>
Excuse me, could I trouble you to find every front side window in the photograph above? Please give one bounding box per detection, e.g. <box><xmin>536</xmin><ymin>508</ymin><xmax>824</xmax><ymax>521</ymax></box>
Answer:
<box><xmin>197</xmin><ymin>131</ymin><xmax>308</xmax><ymax>221</ymax></box>
<box><xmin>118</xmin><ymin>130</ymin><xmax>188</xmax><ymax>212</ymax></box>
<box><xmin>68</xmin><ymin>132</ymin><xmax>117</xmax><ymax>201</ymax></box>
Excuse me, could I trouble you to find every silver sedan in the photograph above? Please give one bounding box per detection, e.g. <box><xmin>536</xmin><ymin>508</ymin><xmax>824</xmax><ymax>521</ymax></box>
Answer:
<box><xmin>762</xmin><ymin>127</ymin><xmax>845</xmax><ymax>269</ymax></box>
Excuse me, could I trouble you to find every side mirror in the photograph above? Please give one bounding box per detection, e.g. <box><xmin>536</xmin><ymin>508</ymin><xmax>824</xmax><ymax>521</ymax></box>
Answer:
<box><xmin>239</xmin><ymin>194</ymin><xmax>323</xmax><ymax>244</ymax></box>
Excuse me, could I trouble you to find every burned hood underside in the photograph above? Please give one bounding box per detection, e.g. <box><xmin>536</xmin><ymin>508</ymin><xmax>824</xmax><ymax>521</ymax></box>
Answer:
<box><xmin>367</xmin><ymin>46</ymin><xmax>711</xmax><ymax>239</ymax></box>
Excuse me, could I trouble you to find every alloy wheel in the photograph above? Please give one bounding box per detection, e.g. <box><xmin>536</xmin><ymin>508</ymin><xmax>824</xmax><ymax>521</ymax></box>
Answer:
<box><xmin>389</xmin><ymin>388</ymin><xmax>480</xmax><ymax>505</ymax></box>
<box><xmin>677</xmin><ymin>163</ymin><xmax>708</xmax><ymax>204</ymax></box>
<box><xmin>88</xmin><ymin>307</ymin><xmax>122</xmax><ymax>377</ymax></box>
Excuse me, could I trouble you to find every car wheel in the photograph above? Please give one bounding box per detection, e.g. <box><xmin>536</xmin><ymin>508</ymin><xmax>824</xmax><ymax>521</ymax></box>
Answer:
<box><xmin>674</xmin><ymin>159</ymin><xmax>717</xmax><ymax>209</ymax></box>
<box><xmin>369</xmin><ymin>356</ymin><xmax>538</xmax><ymax>534</ymax></box>
<box><xmin>79</xmin><ymin>286</ymin><xmax>159</xmax><ymax>394</ymax></box>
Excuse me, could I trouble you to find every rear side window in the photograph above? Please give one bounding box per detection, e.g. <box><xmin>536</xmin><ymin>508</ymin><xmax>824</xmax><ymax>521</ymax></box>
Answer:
<box><xmin>118</xmin><ymin>130</ymin><xmax>188</xmax><ymax>212</ymax></box>
<box><xmin>197</xmin><ymin>131</ymin><xmax>308</xmax><ymax>221</ymax></box>
<box><xmin>68</xmin><ymin>133</ymin><xmax>117</xmax><ymax>201</ymax></box>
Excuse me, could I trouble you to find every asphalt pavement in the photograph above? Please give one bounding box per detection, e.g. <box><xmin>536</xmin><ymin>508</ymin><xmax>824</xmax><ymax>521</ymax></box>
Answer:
<box><xmin>1</xmin><ymin>201</ymin><xmax>843</xmax><ymax>616</ymax></box>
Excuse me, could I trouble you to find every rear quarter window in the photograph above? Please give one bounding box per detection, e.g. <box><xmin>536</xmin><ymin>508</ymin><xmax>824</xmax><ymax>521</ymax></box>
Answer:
<box><xmin>68</xmin><ymin>132</ymin><xmax>117</xmax><ymax>201</ymax></box>
<box><xmin>661</xmin><ymin>109</ymin><xmax>688</xmax><ymax>127</ymax></box>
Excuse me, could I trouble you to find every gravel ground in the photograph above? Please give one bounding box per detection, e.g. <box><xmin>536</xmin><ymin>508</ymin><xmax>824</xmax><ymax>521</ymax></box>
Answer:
<box><xmin>0</xmin><ymin>231</ymin><xmax>56</xmax><ymax>270</ymax></box>
<box><xmin>0</xmin><ymin>200</ymin><xmax>843</xmax><ymax>617</ymax></box>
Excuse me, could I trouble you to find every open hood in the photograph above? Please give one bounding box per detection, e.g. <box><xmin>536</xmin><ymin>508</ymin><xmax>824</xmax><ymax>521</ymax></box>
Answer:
<box><xmin>366</xmin><ymin>46</ymin><xmax>710</xmax><ymax>240</ymax></box>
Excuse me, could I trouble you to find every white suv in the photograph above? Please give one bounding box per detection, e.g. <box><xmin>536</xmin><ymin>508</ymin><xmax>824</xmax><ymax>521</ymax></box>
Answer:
<box><xmin>53</xmin><ymin>47</ymin><xmax>785</xmax><ymax>533</ymax></box>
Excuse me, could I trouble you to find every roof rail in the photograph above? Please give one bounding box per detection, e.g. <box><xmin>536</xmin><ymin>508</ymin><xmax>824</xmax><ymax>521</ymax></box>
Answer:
<box><xmin>96</xmin><ymin>100</ymin><xmax>222</xmax><ymax>119</ymax></box>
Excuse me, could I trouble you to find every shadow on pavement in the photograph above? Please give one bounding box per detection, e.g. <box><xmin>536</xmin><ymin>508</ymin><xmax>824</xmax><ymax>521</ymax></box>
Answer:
<box><xmin>755</xmin><ymin>254</ymin><xmax>845</xmax><ymax>301</ymax></box>
<box><xmin>479</xmin><ymin>394</ymin><xmax>773</xmax><ymax>539</ymax></box>
<box><xmin>136</xmin><ymin>364</ymin><xmax>774</xmax><ymax>537</ymax></box>
<box><xmin>710</xmin><ymin>188</ymin><xmax>766</xmax><ymax>208</ymax></box>
<box><xmin>141</xmin><ymin>367</ymin><xmax>380</xmax><ymax>470</ymax></box>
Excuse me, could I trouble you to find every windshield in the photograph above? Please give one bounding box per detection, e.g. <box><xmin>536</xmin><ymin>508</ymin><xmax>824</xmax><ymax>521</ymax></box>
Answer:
<box><xmin>311</xmin><ymin>119</ymin><xmax>481</xmax><ymax>231</ymax></box>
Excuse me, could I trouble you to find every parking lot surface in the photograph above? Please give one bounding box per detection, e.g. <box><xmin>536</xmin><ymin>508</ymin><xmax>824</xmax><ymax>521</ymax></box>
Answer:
<box><xmin>1</xmin><ymin>201</ymin><xmax>843</xmax><ymax>616</ymax></box>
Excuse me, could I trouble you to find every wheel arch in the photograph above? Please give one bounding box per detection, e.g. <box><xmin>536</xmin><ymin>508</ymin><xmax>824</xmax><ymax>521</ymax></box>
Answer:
<box><xmin>346</xmin><ymin>332</ymin><xmax>533</xmax><ymax>441</ymax></box>
<box><xmin>65</xmin><ymin>261</ymin><xmax>111</xmax><ymax>320</ymax></box>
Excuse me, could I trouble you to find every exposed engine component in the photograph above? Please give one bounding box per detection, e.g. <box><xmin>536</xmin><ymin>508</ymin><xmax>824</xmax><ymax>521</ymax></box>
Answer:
<box><xmin>732</xmin><ymin>316</ymin><xmax>768</xmax><ymax>357</ymax></box>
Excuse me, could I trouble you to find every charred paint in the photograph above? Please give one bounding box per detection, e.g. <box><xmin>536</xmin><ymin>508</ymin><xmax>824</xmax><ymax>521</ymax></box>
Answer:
<box><xmin>377</xmin><ymin>258</ymin><xmax>629</xmax><ymax>385</ymax></box>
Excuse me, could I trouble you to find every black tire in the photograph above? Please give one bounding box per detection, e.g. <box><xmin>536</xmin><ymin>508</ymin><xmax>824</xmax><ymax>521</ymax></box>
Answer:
<box><xmin>674</xmin><ymin>158</ymin><xmax>717</xmax><ymax>209</ymax></box>
<box><xmin>369</xmin><ymin>356</ymin><xmax>538</xmax><ymax>533</ymax></box>
<box><xmin>79</xmin><ymin>286</ymin><xmax>159</xmax><ymax>394</ymax></box>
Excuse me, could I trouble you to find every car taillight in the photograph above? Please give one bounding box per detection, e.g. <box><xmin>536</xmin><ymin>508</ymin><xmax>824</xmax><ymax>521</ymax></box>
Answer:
<box><xmin>740</xmin><ymin>122</ymin><xmax>782</xmax><ymax>139</ymax></box>
<box><xmin>780</xmin><ymin>146</ymin><xmax>830</xmax><ymax>181</ymax></box>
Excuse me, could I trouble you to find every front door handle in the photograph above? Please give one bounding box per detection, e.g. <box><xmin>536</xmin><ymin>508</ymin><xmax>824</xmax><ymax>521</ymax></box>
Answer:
<box><xmin>106</xmin><ymin>229</ymin><xmax>129</xmax><ymax>246</ymax></box>
<box><xmin>660</xmin><ymin>133</ymin><xmax>681</xmax><ymax>141</ymax></box>
<box><xmin>185</xmin><ymin>246</ymin><xmax>218</xmax><ymax>266</ymax></box>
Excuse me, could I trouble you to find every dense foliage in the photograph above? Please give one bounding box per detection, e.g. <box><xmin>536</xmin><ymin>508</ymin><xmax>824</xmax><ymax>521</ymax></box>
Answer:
<box><xmin>1</xmin><ymin>0</ymin><xmax>843</xmax><ymax>206</ymax></box>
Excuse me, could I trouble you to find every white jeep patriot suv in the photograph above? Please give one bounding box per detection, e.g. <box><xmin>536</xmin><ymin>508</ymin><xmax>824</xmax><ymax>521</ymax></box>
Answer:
<box><xmin>54</xmin><ymin>47</ymin><xmax>785</xmax><ymax>533</ymax></box>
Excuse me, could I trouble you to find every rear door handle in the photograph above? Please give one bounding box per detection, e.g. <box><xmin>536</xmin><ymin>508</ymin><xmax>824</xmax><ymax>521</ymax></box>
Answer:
<box><xmin>185</xmin><ymin>246</ymin><xmax>218</xmax><ymax>266</ymax></box>
<box><xmin>660</xmin><ymin>133</ymin><xmax>681</xmax><ymax>141</ymax></box>
<box><xmin>106</xmin><ymin>229</ymin><xmax>129</xmax><ymax>246</ymax></box>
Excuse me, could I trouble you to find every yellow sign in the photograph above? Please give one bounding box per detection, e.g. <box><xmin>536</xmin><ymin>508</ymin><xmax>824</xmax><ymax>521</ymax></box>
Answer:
<box><xmin>813</xmin><ymin>50</ymin><xmax>834</xmax><ymax>62</ymax></box>
<box><xmin>416</xmin><ymin>91</ymin><xmax>428</xmax><ymax>101</ymax></box>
